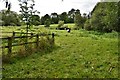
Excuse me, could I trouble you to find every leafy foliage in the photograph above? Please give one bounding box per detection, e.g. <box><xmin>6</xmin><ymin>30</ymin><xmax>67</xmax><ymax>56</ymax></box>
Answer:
<box><xmin>118</xmin><ymin>1</ymin><xmax>120</xmax><ymax>32</ymax></box>
<box><xmin>0</xmin><ymin>10</ymin><xmax>21</xmax><ymax>26</ymax></box>
<box><xmin>31</xmin><ymin>15</ymin><xmax>40</xmax><ymax>26</ymax></box>
<box><xmin>41</xmin><ymin>14</ymin><xmax>51</xmax><ymax>25</ymax></box>
<box><xmin>59</xmin><ymin>12</ymin><xmax>68</xmax><ymax>23</ymax></box>
<box><xmin>68</xmin><ymin>8</ymin><xmax>76</xmax><ymax>23</ymax></box>
<box><xmin>51</xmin><ymin>13</ymin><xmax>59</xmax><ymax>24</ymax></box>
<box><xmin>84</xmin><ymin>20</ymin><xmax>91</xmax><ymax>31</ymax></box>
<box><xmin>57</xmin><ymin>20</ymin><xmax>64</xmax><ymax>28</ymax></box>
<box><xmin>44</xmin><ymin>19</ymin><xmax>51</xmax><ymax>27</ymax></box>
<box><xmin>40</xmin><ymin>8</ymin><xmax>87</xmax><ymax>26</ymax></box>
<box><xmin>85</xmin><ymin>2</ymin><xmax>119</xmax><ymax>32</ymax></box>
<box><xmin>74</xmin><ymin>9</ymin><xmax>86</xmax><ymax>29</ymax></box>
<box><xmin>18</xmin><ymin>0</ymin><xmax>40</xmax><ymax>33</ymax></box>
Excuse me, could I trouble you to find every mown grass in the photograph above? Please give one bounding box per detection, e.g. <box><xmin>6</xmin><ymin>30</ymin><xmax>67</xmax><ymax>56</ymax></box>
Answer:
<box><xmin>2</xmin><ymin>26</ymin><xmax>119</xmax><ymax>78</ymax></box>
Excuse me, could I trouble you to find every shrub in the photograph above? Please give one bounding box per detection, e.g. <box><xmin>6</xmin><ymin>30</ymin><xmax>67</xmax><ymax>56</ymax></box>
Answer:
<box><xmin>10</xmin><ymin>23</ymin><xmax>16</xmax><ymax>26</ymax></box>
<box><xmin>0</xmin><ymin>20</ymin><xmax>5</xmax><ymax>26</ymax></box>
<box><xmin>84</xmin><ymin>20</ymin><xmax>92</xmax><ymax>31</ymax></box>
<box><xmin>38</xmin><ymin>36</ymin><xmax>54</xmax><ymax>51</ymax></box>
<box><xmin>44</xmin><ymin>19</ymin><xmax>51</xmax><ymax>27</ymax></box>
<box><xmin>74</xmin><ymin>26</ymin><xmax>80</xmax><ymax>30</ymax></box>
<box><xmin>57</xmin><ymin>20</ymin><xmax>64</xmax><ymax>28</ymax></box>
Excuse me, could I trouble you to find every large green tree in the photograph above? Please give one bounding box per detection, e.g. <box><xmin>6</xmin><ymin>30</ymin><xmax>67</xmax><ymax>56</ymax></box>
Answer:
<box><xmin>40</xmin><ymin>14</ymin><xmax>51</xmax><ymax>25</ymax></box>
<box><xmin>0</xmin><ymin>10</ymin><xmax>21</xmax><ymax>26</ymax></box>
<box><xmin>74</xmin><ymin>9</ymin><xmax>85</xmax><ymax>29</ymax></box>
<box><xmin>51</xmin><ymin>12</ymin><xmax>59</xmax><ymax>24</ymax></box>
<box><xmin>59</xmin><ymin>12</ymin><xmax>68</xmax><ymax>23</ymax></box>
<box><xmin>31</xmin><ymin>15</ymin><xmax>40</xmax><ymax>26</ymax></box>
<box><xmin>85</xmin><ymin>2</ymin><xmax>119</xmax><ymax>32</ymax></box>
<box><xmin>18</xmin><ymin>0</ymin><xmax>40</xmax><ymax>33</ymax></box>
<box><xmin>68</xmin><ymin>8</ymin><xmax>75</xmax><ymax>23</ymax></box>
<box><xmin>102</xmin><ymin>2</ymin><xmax>118</xmax><ymax>32</ymax></box>
<box><xmin>118</xmin><ymin>1</ymin><xmax>120</xmax><ymax>32</ymax></box>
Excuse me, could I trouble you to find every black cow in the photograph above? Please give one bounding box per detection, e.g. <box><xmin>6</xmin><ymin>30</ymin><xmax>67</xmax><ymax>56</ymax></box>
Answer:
<box><xmin>66</xmin><ymin>28</ymin><xmax>71</xmax><ymax>33</ymax></box>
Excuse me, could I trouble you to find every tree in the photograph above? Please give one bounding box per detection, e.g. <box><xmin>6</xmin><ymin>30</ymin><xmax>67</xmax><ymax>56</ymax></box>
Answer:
<box><xmin>51</xmin><ymin>12</ymin><xmax>59</xmax><ymax>24</ymax></box>
<box><xmin>68</xmin><ymin>8</ymin><xmax>75</xmax><ymax>23</ymax></box>
<box><xmin>59</xmin><ymin>12</ymin><xmax>68</xmax><ymax>23</ymax></box>
<box><xmin>117</xmin><ymin>1</ymin><xmax>120</xmax><ymax>32</ymax></box>
<box><xmin>31</xmin><ymin>15</ymin><xmax>40</xmax><ymax>26</ymax></box>
<box><xmin>40</xmin><ymin>14</ymin><xmax>51</xmax><ymax>25</ymax></box>
<box><xmin>44</xmin><ymin>19</ymin><xmax>51</xmax><ymax>27</ymax></box>
<box><xmin>91</xmin><ymin>10</ymin><xmax>105</xmax><ymax>31</ymax></box>
<box><xmin>75</xmin><ymin>9</ymin><xmax>80</xmax><ymax>14</ymax></box>
<box><xmin>18</xmin><ymin>0</ymin><xmax>40</xmax><ymax>33</ymax></box>
<box><xmin>84</xmin><ymin>19</ymin><xmax>92</xmax><ymax>30</ymax></box>
<box><xmin>102</xmin><ymin>2</ymin><xmax>118</xmax><ymax>32</ymax></box>
<box><xmin>83</xmin><ymin>13</ymin><xmax>87</xmax><ymax>18</ymax></box>
<box><xmin>74</xmin><ymin>9</ymin><xmax>85</xmax><ymax>29</ymax></box>
<box><xmin>0</xmin><ymin>10</ymin><xmax>21</xmax><ymax>26</ymax></box>
<box><xmin>40</xmin><ymin>16</ymin><xmax>45</xmax><ymax>25</ymax></box>
<box><xmin>87</xmin><ymin>2</ymin><xmax>119</xmax><ymax>32</ymax></box>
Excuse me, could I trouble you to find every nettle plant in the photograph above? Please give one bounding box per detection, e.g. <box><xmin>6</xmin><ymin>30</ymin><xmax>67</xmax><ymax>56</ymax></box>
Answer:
<box><xmin>18</xmin><ymin>0</ymin><xmax>40</xmax><ymax>34</ymax></box>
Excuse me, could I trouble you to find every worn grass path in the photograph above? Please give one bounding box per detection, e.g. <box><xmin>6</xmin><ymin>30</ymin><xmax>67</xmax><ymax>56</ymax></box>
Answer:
<box><xmin>2</xmin><ymin>30</ymin><xmax>118</xmax><ymax>78</ymax></box>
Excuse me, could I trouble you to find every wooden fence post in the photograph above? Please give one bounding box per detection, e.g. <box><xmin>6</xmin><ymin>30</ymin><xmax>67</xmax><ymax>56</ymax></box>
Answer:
<box><xmin>13</xmin><ymin>31</ymin><xmax>15</xmax><ymax>36</ymax></box>
<box><xmin>52</xmin><ymin>33</ymin><xmax>54</xmax><ymax>44</ymax></box>
<box><xmin>31</xmin><ymin>33</ymin><xmax>33</xmax><ymax>36</ymax></box>
<box><xmin>36</xmin><ymin>34</ymin><xmax>39</xmax><ymax>49</ymax></box>
<box><xmin>8</xmin><ymin>37</ymin><xmax>12</xmax><ymax>55</ymax></box>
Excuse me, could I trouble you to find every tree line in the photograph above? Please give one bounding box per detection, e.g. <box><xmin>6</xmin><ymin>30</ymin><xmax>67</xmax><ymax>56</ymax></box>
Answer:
<box><xmin>0</xmin><ymin>8</ymin><xmax>87</xmax><ymax>28</ymax></box>
<box><xmin>0</xmin><ymin>2</ymin><xmax>119</xmax><ymax>32</ymax></box>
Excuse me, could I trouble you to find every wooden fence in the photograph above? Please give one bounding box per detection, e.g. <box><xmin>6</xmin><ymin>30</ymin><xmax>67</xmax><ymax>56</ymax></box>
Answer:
<box><xmin>2</xmin><ymin>31</ymin><xmax>34</xmax><ymax>37</ymax></box>
<box><xmin>0</xmin><ymin>32</ymin><xmax>55</xmax><ymax>55</ymax></box>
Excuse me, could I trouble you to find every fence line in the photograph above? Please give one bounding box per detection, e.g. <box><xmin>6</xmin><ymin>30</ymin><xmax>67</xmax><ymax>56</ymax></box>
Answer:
<box><xmin>0</xmin><ymin>33</ymin><xmax>55</xmax><ymax>55</ymax></box>
<box><xmin>2</xmin><ymin>31</ymin><xmax>34</xmax><ymax>37</ymax></box>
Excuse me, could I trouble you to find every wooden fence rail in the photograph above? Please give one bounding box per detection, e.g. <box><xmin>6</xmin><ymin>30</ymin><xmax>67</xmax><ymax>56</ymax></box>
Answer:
<box><xmin>0</xmin><ymin>33</ymin><xmax>55</xmax><ymax>55</ymax></box>
<box><xmin>2</xmin><ymin>31</ymin><xmax>34</xmax><ymax>37</ymax></box>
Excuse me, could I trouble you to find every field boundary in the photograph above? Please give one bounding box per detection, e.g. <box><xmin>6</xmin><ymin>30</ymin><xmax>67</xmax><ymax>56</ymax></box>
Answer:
<box><xmin>1</xmin><ymin>31</ymin><xmax>35</xmax><ymax>37</ymax></box>
<box><xmin>0</xmin><ymin>32</ymin><xmax>55</xmax><ymax>55</ymax></box>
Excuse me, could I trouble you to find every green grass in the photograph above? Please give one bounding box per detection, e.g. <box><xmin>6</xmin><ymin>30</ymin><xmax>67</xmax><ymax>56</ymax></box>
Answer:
<box><xmin>1</xmin><ymin>26</ymin><xmax>52</xmax><ymax>56</ymax></box>
<box><xmin>0</xmin><ymin>26</ymin><xmax>51</xmax><ymax>37</ymax></box>
<box><xmin>2</xmin><ymin>27</ymin><xmax>119</xmax><ymax>78</ymax></box>
<box><xmin>49</xmin><ymin>23</ymin><xmax>75</xmax><ymax>29</ymax></box>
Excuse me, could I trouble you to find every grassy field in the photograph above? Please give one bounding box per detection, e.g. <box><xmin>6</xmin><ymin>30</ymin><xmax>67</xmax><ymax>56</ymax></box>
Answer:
<box><xmin>1</xmin><ymin>24</ymin><xmax>119</xmax><ymax>78</ymax></box>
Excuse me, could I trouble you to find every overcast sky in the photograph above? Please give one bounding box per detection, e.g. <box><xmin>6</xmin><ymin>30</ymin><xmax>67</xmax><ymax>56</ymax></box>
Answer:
<box><xmin>0</xmin><ymin>0</ymin><xmax>101</xmax><ymax>16</ymax></box>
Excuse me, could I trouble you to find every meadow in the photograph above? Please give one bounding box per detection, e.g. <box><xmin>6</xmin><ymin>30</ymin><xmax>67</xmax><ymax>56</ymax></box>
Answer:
<box><xmin>1</xmin><ymin>24</ymin><xmax>119</xmax><ymax>78</ymax></box>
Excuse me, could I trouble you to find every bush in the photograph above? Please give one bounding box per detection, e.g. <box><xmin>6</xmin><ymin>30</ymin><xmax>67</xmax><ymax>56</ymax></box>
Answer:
<box><xmin>84</xmin><ymin>20</ymin><xmax>92</xmax><ymax>31</ymax></box>
<box><xmin>44</xmin><ymin>19</ymin><xmax>51</xmax><ymax>27</ymax></box>
<box><xmin>10</xmin><ymin>23</ymin><xmax>16</xmax><ymax>26</ymax></box>
<box><xmin>89</xmin><ymin>2</ymin><xmax>118</xmax><ymax>32</ymax></box>
<box><xmin>38</xmin><ymin>36</ymin><xmax>54</xmax><ymax>51</ymax></box>
<box><xmin>0</xmin><ymin>21</ymin><xmax>5</xmax><ymax>26</ymax></box>
<box><xmin>57</xmin><ymin>20</ymin><xmax>64</xmax><ymax>28</ymax></box>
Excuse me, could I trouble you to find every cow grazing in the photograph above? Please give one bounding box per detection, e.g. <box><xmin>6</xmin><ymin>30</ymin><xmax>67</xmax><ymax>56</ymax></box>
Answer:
<box><xmin>66</xmin><ymin>28</ymin><xmax>71</xmax><ymax>33</ymax></box>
